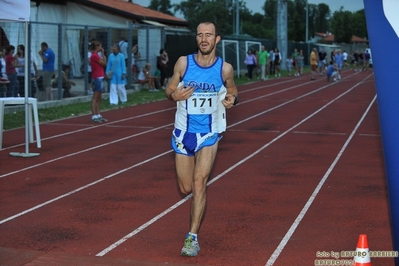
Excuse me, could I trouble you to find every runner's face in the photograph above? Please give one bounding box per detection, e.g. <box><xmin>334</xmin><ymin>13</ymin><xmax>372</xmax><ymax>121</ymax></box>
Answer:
<box><xmin>196</xmin><ymin>23</ymin><xmax>219</xmax><ymax>56</ymax></box>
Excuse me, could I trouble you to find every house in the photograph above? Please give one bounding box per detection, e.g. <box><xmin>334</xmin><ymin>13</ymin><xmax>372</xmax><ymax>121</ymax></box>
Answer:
<box><xmin>312</xmin><ymin>32</ymin><xmax>368</xmax><ymax>44</ymax></box>
<box><xmin>0</xmin><ymin>0</ymin><xmax>189</xmax><ymax>77</ymax></box>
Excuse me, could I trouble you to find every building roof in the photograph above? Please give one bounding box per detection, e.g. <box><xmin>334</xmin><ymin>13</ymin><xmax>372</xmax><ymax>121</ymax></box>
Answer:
<box><xmin>71</xmin><ymin>0</ymin><xmax>188</xmax><ymax>27</ymax></box>
<box><xmin>315</xmin><ymin>32</ymin><xmax>368</xmax><ymax>43</ymax></box>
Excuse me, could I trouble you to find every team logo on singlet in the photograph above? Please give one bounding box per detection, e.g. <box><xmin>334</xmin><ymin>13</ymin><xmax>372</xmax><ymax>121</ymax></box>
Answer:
<box><xmin>186</xmin><ymin>81</ymin><xmax>217</xmax><ymax>92</ymax></box>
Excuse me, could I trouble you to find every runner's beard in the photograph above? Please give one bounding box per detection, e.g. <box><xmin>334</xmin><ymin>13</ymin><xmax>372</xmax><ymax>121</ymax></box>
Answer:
<box><xmin>198</xmin><ymin>42</ymin><xmax>215</xmax><ymax>55</ymax></box>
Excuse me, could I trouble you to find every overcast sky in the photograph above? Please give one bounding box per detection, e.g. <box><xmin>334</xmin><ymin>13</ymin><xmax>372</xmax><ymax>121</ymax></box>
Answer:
<box><xmin>133</xmin><ymin>0</ymin><xmax>365</xmax><ymax>18</ymax></box>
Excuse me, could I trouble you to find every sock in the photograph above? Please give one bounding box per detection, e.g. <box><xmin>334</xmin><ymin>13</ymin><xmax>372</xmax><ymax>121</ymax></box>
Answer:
<box><xmin>92</xmin><ymin>115</ymin><xmax>97</xmax><ymax>119</ymax></box>
<box><xmin>188</xmin><ymin>232</ymin><xmax>198</xmax><ymax>241</ymax></box>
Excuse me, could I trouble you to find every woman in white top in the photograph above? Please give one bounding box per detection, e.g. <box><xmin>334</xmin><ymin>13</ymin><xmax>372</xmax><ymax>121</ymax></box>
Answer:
<box><xmin>138</xmin><ymin>63</ymin><xmax>158</xmax><ymax>92</ymax></box>
<box><xmin>15</xmin><ymin>44</ymin><xmax>37</xmax><ymax>97</ymax></box>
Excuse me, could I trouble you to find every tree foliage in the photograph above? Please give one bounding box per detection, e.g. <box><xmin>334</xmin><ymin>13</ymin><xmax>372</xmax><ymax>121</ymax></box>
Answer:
<box><xmin>148</xmin><ymin>0</ymin><xmax>366</xmax><ymax>42</ymax></box>
<box><xmin>148</xmin><ymin>0</ymin><xmax>174</xmax><ymax>16</ymax></box>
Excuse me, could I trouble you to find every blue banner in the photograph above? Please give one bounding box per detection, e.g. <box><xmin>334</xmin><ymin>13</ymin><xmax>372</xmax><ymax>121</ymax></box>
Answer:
<box><xmin>363</xmin><ymin>0</ymin><xmax>399</xmax><ymax>264</ymax></box>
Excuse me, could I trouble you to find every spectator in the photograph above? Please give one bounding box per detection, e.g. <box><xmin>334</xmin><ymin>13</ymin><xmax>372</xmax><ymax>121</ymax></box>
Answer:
<box><xmin>86</xmin><ymin>43</ymin><xmax>93</xmax><ymax>95</ymax></box>
<box><xmin>326</xmin><ymin>61</ymin><xmax>338</xmax><ymax>82</ymax></box>
<box><xmin>106</xmin><ymin>43</ymin><xmax>127</xmax><ymax>105</ymax></box>
<box><xmin>157</xmin><ymin>48</ymin><xmax>169</xmax><ymax>89</ymax></box>
<box><xmin>118</xmin><ymin>37</ymin><xmax>128</xmax><ymax>66</ymax></box>
<box><xmin>334</xmin><ymin>50</ymin><xmax>343</xmax><ymax>80</ymax></box>
<box><xmin>15</xmin><ymin>44</ymin><xmax>38</xmax><ymax>97</ymax></box>
<box><xmin>90</xmin><ymin>40</ymin><xmax>108</xmax><ymax>123</ymax></box>
<box><xmin>295</xmin><ymin>49</ymin><xmax>304</xmax><ymax>76</ymax></box>
<box><xmin>286</xmin><ymin>55</ymin><xmax>293</xmax><ymax>76</ymax></box>
<box><xmin>244</xmin><ymin>49</ymin><xmax>256</xmax><ymax>80</ymax></box>
<box><xmin>258</xmin><ymin>45</ymin><xmax>269</xmax><ymax>80</ymax></box>
<box><xmin>5</xmin><ymin>45</ymin><xmax>19</xmax><ymax>97</ymax></box>
<box><xmin>318</xmin><ymin>47</ymin><xmax>327</xmax><ymax>75</ymax></box>
<box><xmin>363</xmin><ymin>50</ymin><xmax>371</xmax><ymax>71</ymax></box>
<box><xmin>273</xmin><ymin>48</ymin><xmax>282</xmax><ymax>77</ymax></box>
<box><xmin>309</xmin><ymin>47</ymin><xmax>318</xmax><ymax>80</ymax></box>
<box><xmin>342</xmin><ymin>50</ymin><xmax>349</xmax><ymax>68</ymax></box>
<box><xmin>131</xmin><ymin>44</ymin><xmax>140</xmax><ymax>82</ymax></box>
<box><xmin>138</xmin><ymin>63</ymin><xmax>158</xmax><ymax>92</ymax></box>
<box><xmin>51</xmin><ymin>64</ymin><xmax>76</xmax><ymax>98</ymax></box>
<box><xmin>0</xmin><ymin>47</ymin><xmax>8</xmax><ymax>80</ymax></box>
<box><xmin>38</xmin><ymin>42</ymin><xmax>55</xmax><ymax>100</ymax></box>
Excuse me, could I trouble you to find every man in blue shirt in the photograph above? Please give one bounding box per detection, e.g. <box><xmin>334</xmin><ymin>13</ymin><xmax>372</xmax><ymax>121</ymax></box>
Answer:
<box><xmin>38</xmin><ymin>42</ymin><xmax>55</xmax><ymax>100</ymax></box>
<box><xmin>326</xmin><ymin>61</ymin><xmax>338</xmax><ymax>82</ymax></box>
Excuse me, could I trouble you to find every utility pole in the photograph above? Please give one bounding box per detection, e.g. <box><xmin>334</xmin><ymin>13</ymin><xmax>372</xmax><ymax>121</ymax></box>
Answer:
<box><xmin>276</xmin><ymin>0</ymin><xmax>288</xmax><ymax>70</ymax></box>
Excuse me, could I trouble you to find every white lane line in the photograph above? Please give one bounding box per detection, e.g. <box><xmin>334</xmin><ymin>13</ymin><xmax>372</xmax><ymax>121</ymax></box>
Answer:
<box><xmin>0</xmin><ymin>150</ymin><xmax>173</xmax><ymax>225</ymax></box>
<box><xmin>0</xmin><ymin>76</ymin><xmax>339</xmax><ymax>177</ymax></box>
<box><xmin>96</xmin><ymin>74</ymin><xmax>371</xmax><ymax>257</ymax></box>
<box><xmin>265</xmin><ymin>97</ymin><xmax>377</xmax><ymax>266</ymax></box>
<box><xmin>0</xmin><ymin>107</ymin><xmax>176</xmax><ymax>151</ymax></box>
<box><xmin>0</xmin><ymin>74</ymin><xmax>369</xmax><ymax>226</ymax></box>
<box><xmin>0</xmin><ymin>123</ymin><xmax>173</xmax><ymax>179</ymax></box>
<box><xmin>1</xmin><ymin>72</ymin><xmax>356</xmax><ymax>152</ymax></box>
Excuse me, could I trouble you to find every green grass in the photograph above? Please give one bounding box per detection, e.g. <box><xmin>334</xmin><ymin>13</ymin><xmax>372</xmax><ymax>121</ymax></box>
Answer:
<box><xmin>3</xmin><ymin>70</ymin><xmax>310</xmax><ymax>130</ymax></box>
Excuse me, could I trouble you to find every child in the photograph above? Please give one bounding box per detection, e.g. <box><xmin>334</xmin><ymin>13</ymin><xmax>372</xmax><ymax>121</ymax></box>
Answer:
<box><xmin>286</xmin><ymin>56</ymin><xmax>293</xmax><ymax>76</ymax></box>
<box><xmin>326</xmin><ymin>61</ymin><xmax>338</xmax><ymax>82</ymax></box>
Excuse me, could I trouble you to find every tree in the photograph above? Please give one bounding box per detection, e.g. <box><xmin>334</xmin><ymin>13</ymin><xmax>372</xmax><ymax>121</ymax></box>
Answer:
<box><xmin>315</xmin><ymin>3</ymin><xmax>330</xmax><ymax>33</ymax></box>
<box><xmin>148</xmin><ymin>0</ymin><xmax>174</xmax><ymax>16</ymax></box>
<box><xmin>351</xmin><ymin>9</ymin><xmax>368</xmax><ymax>39</ymax></box>
<box><xmin>331</xmin><ymin>8</ymin><xmax>352</xmax><ymax>43</ymax></box>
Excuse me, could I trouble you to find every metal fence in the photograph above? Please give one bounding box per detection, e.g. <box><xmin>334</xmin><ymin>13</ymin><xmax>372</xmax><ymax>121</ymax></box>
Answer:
<box><xmin>1</xmin><ymin>20</ymin><xmax>369</xmax><ymax>101</ymax></box>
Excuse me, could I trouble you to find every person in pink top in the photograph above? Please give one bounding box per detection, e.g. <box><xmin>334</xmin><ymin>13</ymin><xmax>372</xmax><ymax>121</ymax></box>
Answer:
<box><xmin>89</xmin><ymin>41</ymin><xmax>108</xmax><ymax>123</ymax></box>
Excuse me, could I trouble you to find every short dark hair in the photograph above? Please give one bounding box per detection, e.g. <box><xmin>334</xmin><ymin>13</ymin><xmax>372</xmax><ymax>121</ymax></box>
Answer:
<box><xmin>41</xmin><ymin>42</ymin><xmax>48</xmax><ymax>48</ymax></box>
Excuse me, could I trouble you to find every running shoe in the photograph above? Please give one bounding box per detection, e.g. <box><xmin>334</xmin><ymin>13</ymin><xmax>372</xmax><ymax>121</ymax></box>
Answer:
<box><xmin>99</xmin><ymin>116</ymin><xmax>108</xmax><ymax>122</ymax></box>
<box><xmin>181</xmin><ymin>234</ymin><xmax>200</xmax><ymax>257</ymax></box>
<box><xmin>92</xmin><ymin>118</ymin><xmax>102</xmax><ymax>123</ymax></box>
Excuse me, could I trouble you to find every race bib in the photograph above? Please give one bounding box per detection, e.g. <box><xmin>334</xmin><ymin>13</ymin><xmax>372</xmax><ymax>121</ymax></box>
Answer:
<box><xmin>187</xmin><ymin>92</ymin><xmax>218</xmax><ymax>114</ymax></box>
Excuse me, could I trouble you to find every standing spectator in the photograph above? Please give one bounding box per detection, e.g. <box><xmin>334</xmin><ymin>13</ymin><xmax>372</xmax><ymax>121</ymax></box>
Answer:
<box><xmin>295</xmin><ymin>49</ymin><xmax>304</xmax><ymax>76</ymax></box>
<box><xmin>358</xmin><ymin>51</ymin><xmax>364</xmax><ymax>71</ymax></box>
<box><xmin>273</xmin><ymin>48</ymin><xmax>282</xmax><ymax>77</ymax></box>
<box><xmin>38</xmin><ymin>42</ymin><xmax>55</xmax><ymax>101</ymax></box>
<box><xmin>0</xmin><ymin>47</ymin><xmax>8</xmax><ymax>80</ymax></box>
<box><xmin>164</xmin><ymin>21</ymin><xmax>238</xmax><ymax>257</ymax></box>
<box><xmin>342</xmin><ymin>50</ymin><xmax>349</xmax><ymax>68</ymax></box>
<box><xmin>269</xmin><ymin>49</ymin><xmax>275</xmax><ymax>76</ymax></box>
<box><xmin>106</xmin><ymin>43</ymin><xmax>127</xmax><ymax>105</ymax></box>
<box><xmin>5</xmin><ymin>45</ymin><xmax>19</xmax><ymax>97</ymax></box>
<box><xmin>15</xmin><ymin>44</ymin><xmax>38</xmax><ymax>97</ymax></box>
<box><xmin>244</xmin><ymin>49</ymin><xmax>256</xmax><ymax>80</ymax></box>
<box><xmin>330</xmin><ymin>49</ymin><xmax>335</xmax><ymax>63</ymax></box>
<box><xmin>258</xmin><ymin>45</ymin><xmax>269</xmax><ymax>80</ymax></box>
<box><xmin>292</xmin><ymin>48</ymin><xmax>298</xmax><ymax>73</ymax></box>
<box><xmin>85</xmin><ymin>43</ymin><xmax>93</xmax><ymax>95</ymax></box>
<box><xmin>363</xmin><ymin>50</ymin><xmax>371</xmax><ymax>71</ymax></box>
<box><xmin>118</xmin><ymin>37</ymin><xmax>128</xmax><ymax>67</ymax></box>
<box><xmin>131</xmin><ymin>44</ymin><xmax>140</xmax><ymax>82</ymax></box>
<box><xmin>309</xmin><ymin>47</ymin><xmax>318</xmax><ymax>80</ymax></box>
<box><xmin>353</xmin><ymin>50</ymin><xmax>359</xmax><ymax>71</ymax></box>
<box><xmin>138</xmin><ymin>63</ymin><xmax>158</xmax><ymax>92</ymax></box>
<box><xmin>90</xmin><ymin>41</ymin><xmax>108</xmax><ymax>123</ymax></box>
<box><xmin>254</xmin><ymin>50</ymin><xmax>260</xmax><ymax>79</ymax></box>
<box><xmin>286</xmin><ymin>55</ymin><xmax>293</xmax><ymax>76</ymax></box>
<box><xmin>334</xmin><ymin>50</ymin><xmax>343</xmax><ymax>80</ymax></box>
<box><xmin>157</xmin><ymin>48</ymin><xmax>169</xmax><ymax>89</ymax></box>
<box><xmin>318</xmin><ymin>47</ymin><xmax>327</xmax><ymax>75</ymax></box>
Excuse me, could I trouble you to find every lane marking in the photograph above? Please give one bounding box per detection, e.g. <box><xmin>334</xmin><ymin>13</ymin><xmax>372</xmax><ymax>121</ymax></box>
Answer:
<box><xmin>1</xmin><ymin>74</ymin><xmax>354</xmax><ymax>178</ymax></box>
<box><xmin>96</xmin><ymin>75</ymin><xmax>374</xmax><ymax>257</ymax></box>
<box><xmin>265</xmin><ymin>98</ymin><xmax>376</xmax><ymax>266</ymax></box>
<box><xmin>0</xmin><ymin>74</ymin><xmax>370</xmax><ymax>227</ymax></box>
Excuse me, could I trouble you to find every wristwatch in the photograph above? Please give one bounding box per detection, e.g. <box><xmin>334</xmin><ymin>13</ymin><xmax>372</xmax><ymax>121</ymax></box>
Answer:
<box><xmin>233</xmin><ymin>95</ymin><xmax>239</xmax><ymax>106</ymax></box>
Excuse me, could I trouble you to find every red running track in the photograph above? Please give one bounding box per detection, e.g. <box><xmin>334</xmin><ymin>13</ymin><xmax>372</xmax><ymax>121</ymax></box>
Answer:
<box><xmin>0</xmin><ymin>70</ymin><xmax>395</xmax><ymax>266</ymax></box>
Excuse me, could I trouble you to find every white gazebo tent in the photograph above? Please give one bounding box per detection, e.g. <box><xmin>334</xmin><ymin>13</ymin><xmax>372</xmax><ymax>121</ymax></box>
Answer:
<box><xmin>1</xmin><ymin>0</ymin><xmax>40</xmax><ymax>157</ymax></box>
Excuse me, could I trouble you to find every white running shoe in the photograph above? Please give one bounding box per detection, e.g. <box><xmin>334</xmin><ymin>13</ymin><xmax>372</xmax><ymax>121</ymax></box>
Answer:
<box><xmin>181</xmin><ymin>234</ymin><xmax>200</xmax><ymax>257</ymax></box>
